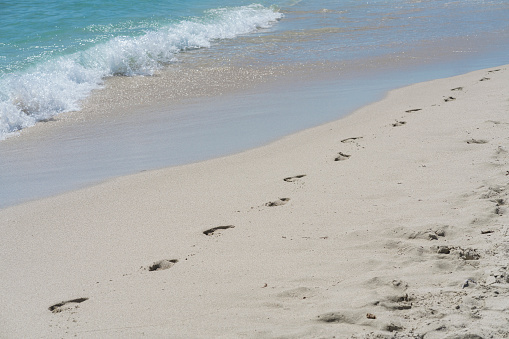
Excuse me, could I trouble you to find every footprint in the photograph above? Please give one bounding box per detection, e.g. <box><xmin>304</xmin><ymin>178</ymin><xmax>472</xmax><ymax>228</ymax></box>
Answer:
<box><xmin>378</xmin><ymin>294</ymin><xmax>413</xmax><ymax>310</ymax></box>
<box><xmin>385</xmin><ymin>323</ymin><xmax>404</xmax><ymax>332</ymax></box>
<box><xmin>334</xmin><ymin>152</ymin><xmax>351</xmax><ymax>161</ymax></box>
<box><xmin>458</xmin><ymin>248</ymin><xmax>480</xmax><ymax>261</ymax></box>
<box><xmin>486</xmin><ymin>120</ymin><xmax>503</xmax><ymax>125</ymax></box>
<box><xmin>488</xmin><ymin>69</ymin><xmax>501</xmax><ymax>73</ymax></box>
<box><xmin>492</xmin><ymin>198</ymin><xmax>505</xmax><ymax>206</ymax></box>
<box><xmin>494</xmin><ymin>205</ymin><xmax>506</xmax><ymax>216</ymax></box>
<box><xmin>316</xmin><ymin>312</ymin><xmax>350</xmax><ymax>323</ymax></box>
<box><xmin>451</xmin><ymin>87</ymin><xmax>463</xmax><ymax>91</ymax></box>
<box><xmin>479</xmin><ymin>184</ymin><xmax>506</xmax><ymax>199</ymax></box>
<box><xmin>203</xmin><ymin>225</ymin><xmax>235</xmax><ymax>236</ymax></box>
<box><xmin>266</xmin><ymin>198</ymin><xmax>290</xmax><ymax>207</ymax></box>
<box><xmin>392</xmin><ymin>120</ymin><xmax>406</xmax><ymax>127</ymax></box>
<box><xmin>277</xmin><ymin>287</ymin><xmax>315</xmax><ymax>299</ymax></box>
<box><xmin>444</xmin><ymin>96</ymin><xmax>456</xmax><ymax>102</ymax></box>
<box><xmin>437</xmin><ymin>246</ymin><xmax>451</xmax><ymax>254</ymax></box>
<box><xmin>405</xmin><ymin>108</ymin><xmax>422</xmax><ymax>113</ymax></box>
<box><xmin>466</xmin><ymin>139</ymin><xmax>488</xmax><ymax>144</ymax></box>
<box><xmin>428</xmin><ymin>228</ymin><xmax>446</xmax><ymax>240</ymax></box>
<box><xmin>480</xmin><ymin>77</ymin><xmax>490</xmax><ymax>81</ymax></box>
<box><xmin>147</xmin><ymin>259</ymin><xmax>178</xmax><ymax>271</ymax></box>
<box><xmin>49</xmin><ymin>298</ymin><xmax>88</xmax><ymax>313</ymax></box>
<box><xmin>380</xmin><ymin>302</ymin><xmax>412</xmax><ymax>311</ymax></box>
<box><xmin>283</xmin><ymin>174</ymin><xmax>306</xmax><ymax>182</ymax></box>
<box><xmin>316</xmin><ymin>311</ymin><xmax>361</xmax><ymax>325</ymax></box>
<box><xmin>341</xmin><ymin>136</ymin><xmax>363</xmax><ymax>143</ymax></box>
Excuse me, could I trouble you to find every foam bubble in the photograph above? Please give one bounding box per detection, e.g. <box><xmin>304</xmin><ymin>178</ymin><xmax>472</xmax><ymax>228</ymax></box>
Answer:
<box><xmin>0</xmin><ymin>4</ymin><xmax>283</xmax><ymax>140</ymax></box>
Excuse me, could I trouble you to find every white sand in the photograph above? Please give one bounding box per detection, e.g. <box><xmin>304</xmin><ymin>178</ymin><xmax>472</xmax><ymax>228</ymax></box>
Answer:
<box><xmin>1</xmin><ymin>65</ymin><xmax>509</xmax><ymax>338</ymax></box>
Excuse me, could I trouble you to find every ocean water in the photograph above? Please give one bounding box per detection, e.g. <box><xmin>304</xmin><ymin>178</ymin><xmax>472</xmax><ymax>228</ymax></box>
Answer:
<box><xmin>1</xmin><ymin>0</ymin><xmax>509</xmax><ymax>207</ymax></box>
<box><xmin>0</xmin><ymin>0</ymin><xmax>285</xmax><ymax>137</ymax></box>
<box><xmin>2</xmin><ymin>0</ymin><xmax>509</xmax><ymax>139</ymax></box>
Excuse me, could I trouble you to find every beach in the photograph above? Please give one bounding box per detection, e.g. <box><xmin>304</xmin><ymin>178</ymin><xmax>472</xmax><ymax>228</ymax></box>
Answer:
<box><xmin>3</xmin><ymin>0</ymin><xmax>509</xmax><ymax>208</ymax></box>
<box><xmin>1</xmin><ymin>64</ymin><xmax>508</xmax><ymax>338</ymax></box>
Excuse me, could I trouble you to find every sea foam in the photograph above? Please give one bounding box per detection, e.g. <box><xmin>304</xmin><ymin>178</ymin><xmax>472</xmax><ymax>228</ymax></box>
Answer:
<box><xmin>0</xmin><ymin>4</ymin><xmax>283</xmax><ymax>140</ymax></box>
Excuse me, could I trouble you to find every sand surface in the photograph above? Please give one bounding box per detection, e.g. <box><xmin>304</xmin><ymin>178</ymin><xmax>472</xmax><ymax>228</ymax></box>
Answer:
<box><xmin>1</xmin><ymin>65</ymin><xmax>509</xmax><ymax>338</ymax></box>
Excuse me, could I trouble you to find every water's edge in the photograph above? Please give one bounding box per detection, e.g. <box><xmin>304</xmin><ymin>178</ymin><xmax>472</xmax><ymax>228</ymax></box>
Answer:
<box><xmin>1</xmin><ymin>49</ymin><xmax>508</xmax><ymax>210</ymax></box>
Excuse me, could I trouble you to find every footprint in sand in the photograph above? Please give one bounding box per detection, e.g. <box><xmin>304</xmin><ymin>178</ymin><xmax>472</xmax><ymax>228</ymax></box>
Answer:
<box><xmin>405</xmin><ymin>108</ymin><xmax>422</xmax><ymax>113</ymax></box>
<box><xmin>203</xmin><ymin>225</ymin><xmax>235</xmax><ymax>236</ymax></box>
<box><xmin>315</xmin><ymin>311</ymin><xmax>366</xmax><ymax>326</ymax></box>
<box><xmin>458</xmin><ymin>248</ymin><xmax>480</xmax><ymax>261</ymax></box>
<box><xmin>341</xmin><ymin>136</ymin><xmax>363</xmax><ymax>143</ymax></box>
<box><xmin>444</xmin><ymin>96</ymin><xmax>456</xmax><ymax>102</ymax></box>
<box><xmin>428</xmin><ymin>228</ymin><xmax>446</xmax><ymax>240</ymax></box>
<box><xmin>494</xmin><ymin>204</ymin><xmax>506</xmax><ymax>216</ymax></box>
<box><xmin>437</xmin><ymin>246</ymin><xmax>451</xmax><ymax>254</ymax></box>
<box><xmin>334</xmin><ymin>152</ymin><xmax>351</xmax><ymax>161</ymax></box>
<box><xmin>341</xmin><ymin>137</ymin><xmax>364</xmax><ymax>148</ymax></box>
<box><xmin>378</xmin><ymin>294</ymin><xmax>413</xmax><ymax>310</ymax></box>
<box><xmin>316</xmin><ymin>312</ymin><xmax>352</xmax><ymax>324</ymax></box>
<box><xmin>265</xmin><ymin>198</ymin><xmax>290</xmax><ymax>207</ymax></box>
<box><xmin>466</xmin><ymin>139</ymin><xmax>488</xmax><ymax>144</ymax></box>
<box><xmin>480</xmin><ymin>77</ymin><xmax>490</xmax><ymax>81</ymax></box>
<box><xmin>493</xmin><ymin>198</ymin><xmax>505</xmax><ymax>206</ymax></box>
<box><xmin>391</xmin><ymin>120</ymin><xmax>406</xmax><ymax>127</ymax></box>
<box><xmin>49</xmin><ymin>298</ymin><xmax>88</xmax><ymax>313</ymax></box>
<box><xmin>384</xmin><ymin>323</ymin><xmax>404</xmax><ymax>332</ymax></box>
<box><xmin>277</xmin><ymin>287</ymin><xmax>316</xmax><ymax>299</ymax></box>
<box><xmin>146</xmin><ymin>259</ymin><xmax>178</xmax><ymax>271</ymax></box>
<box><xmin>283</xmin><ymin>174</ymin><xmax>306</xmax><ymax>182</ymax></box>
<box><xmin>479</xmin><ymin>184</ymin><xmax>507</xmax><ymax>199</ymax></box>
<box><xmin>451</xmin><ymin>87</ymin><xmax>463</xmax><ymax>91</ymax></box>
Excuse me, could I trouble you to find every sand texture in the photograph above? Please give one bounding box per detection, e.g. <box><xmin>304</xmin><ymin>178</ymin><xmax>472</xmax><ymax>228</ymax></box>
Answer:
<box><xmin>1</xmin><ymin>66</ymin><xmax>509</xmax><ymax>338</ymax></box>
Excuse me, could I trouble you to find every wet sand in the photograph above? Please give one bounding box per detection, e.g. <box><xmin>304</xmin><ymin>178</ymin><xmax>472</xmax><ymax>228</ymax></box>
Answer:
<box><xmin>1</xmin><ymin>64</ymin><xmax>509</xmax><ymax>338</ymax></box>
<box><xmin>0</xmin><ymin>53</ymin><xmax>502</xmax><ymax>209</ymax></box>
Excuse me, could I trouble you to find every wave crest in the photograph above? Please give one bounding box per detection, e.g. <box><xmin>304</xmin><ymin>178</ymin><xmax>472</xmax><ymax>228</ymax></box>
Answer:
<box><xmin>0</xmin><ymin>4</ymin><xmax>283</xmax><ymax>139</ymax></box>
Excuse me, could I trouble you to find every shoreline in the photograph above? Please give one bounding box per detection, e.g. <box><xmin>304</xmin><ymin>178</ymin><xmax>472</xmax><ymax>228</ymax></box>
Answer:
<box><xmin>2</xmin><ymin>65</ymin><xmax>509</xmax><ymax>338</ymax></box>
<box><xmin>2</xmin><ymin>51</ymin><xmax>508</xmax><ymax>210</ymax></box>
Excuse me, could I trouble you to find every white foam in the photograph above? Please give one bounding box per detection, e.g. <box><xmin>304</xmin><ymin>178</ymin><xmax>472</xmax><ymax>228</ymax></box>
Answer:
<box><xmin>0</xmin><ymin>4</ymin><xmax>283</xmax><ymax>140</ymax></box>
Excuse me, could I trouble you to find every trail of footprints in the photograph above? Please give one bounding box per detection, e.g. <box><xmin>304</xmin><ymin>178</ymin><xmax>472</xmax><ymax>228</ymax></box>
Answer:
<box><xmin>386</xmin><ymin>69</ymin><xmax>503</xmax><ymax>137</ymax></box>
<box><xmin>49</xmin><ymin>68</ymin><xmax>509</xmax><ymax>337</ymax></box>
<box><xmin>312</xmin><ymin>68</ymin><xmax>509</xmax><ymax>335</ymax></box>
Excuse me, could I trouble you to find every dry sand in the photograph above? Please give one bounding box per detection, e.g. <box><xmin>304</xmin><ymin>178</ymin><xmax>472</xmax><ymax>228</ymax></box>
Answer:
<box><xmin>1</xmin><ymin>65</ymin><xmax>509</xmax><ymax>338</ymax></box>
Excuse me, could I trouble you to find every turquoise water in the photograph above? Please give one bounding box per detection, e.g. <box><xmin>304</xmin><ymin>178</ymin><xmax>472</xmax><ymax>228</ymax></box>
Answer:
<box><xmin>1</xmin><ymin>0</ymin><xmax>509</xmax><ymax>208</ymax></box>
<box><xmin>0</xmin><ymin>0</ymin><xmax>284</xmax><ymax>137</ymax></box>
<box><xmin>1</xmin><ymin>0</ymin><xmax>279</xmax><ymax>72</ymax></box>
<box><xmin>1</xmin><ymin>0</ymin><xmax>509</xmax><ymax>139</ymax></box>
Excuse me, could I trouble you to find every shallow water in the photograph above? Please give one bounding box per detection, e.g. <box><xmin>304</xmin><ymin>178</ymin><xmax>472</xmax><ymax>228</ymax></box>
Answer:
<box><xmin>1</xmin><ymin>0</ymin><xmax>509</xmax><ymax>208</ymax></box>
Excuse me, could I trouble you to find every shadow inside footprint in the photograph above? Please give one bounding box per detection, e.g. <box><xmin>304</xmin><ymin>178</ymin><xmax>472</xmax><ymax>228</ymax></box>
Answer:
<box><xmin>148</xmin><ymin>259</ymin><xmax>178</xmax><ymax>271</ymax></box>
<box><xmin>341</xmin><ymin>136</ymin><xmax>363</xmax><ymax>143</ymax></box>
<box><xmin>266</xmin><ymin>198</ymin><xmax>290</xmax><ymax>207</ymax></box>
<box><xmin>317</xmin><ymin>312</ymin><xmax>348</xmax><ymax>323</ymax></box>
<box><xmin>203</xmin><ymin>225</ymin><xmax>235</xmax><ymax>236</ymax></box>
<box><xmin>316</xmin><ymin>311</ymin><xmax>360</xmax><ymax>325</ymax></box>
<box><xmin>334</xmin><ymin>152</ymin><xmax>351</xmax><ymax>161</ymax></box>
<box><xmin>283</xmin><ymin>174</ymin><xmax>306</xmax><ymax>182</ymax></box>
<box><xmin>405</xmin><ymin>108</ymin><xmax>422</xmax><ymax>113</ymax></box>
<box><xmin>49</xmin><ymin>298</ymin><xmax>88</xmax><ymax>313</ymax></box>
